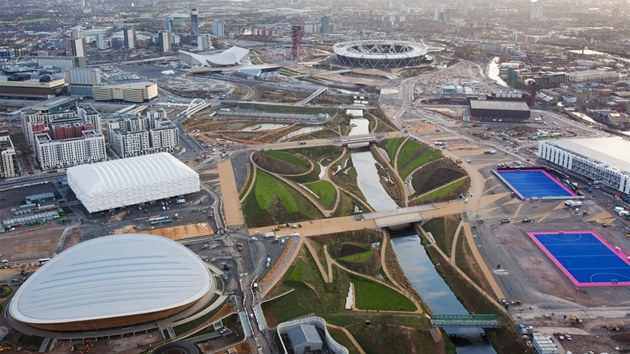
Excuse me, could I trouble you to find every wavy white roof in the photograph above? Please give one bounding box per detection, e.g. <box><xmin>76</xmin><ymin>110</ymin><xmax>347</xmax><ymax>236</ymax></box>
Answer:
<box><xmin>67</xmin><ymin>152</ymin><xmax>199</xmax><ymax>213</ymax></box>
<box><xmin>9</xmin><ymin>233</ymin><xmax>212</xmax><ymax>325</ymax></box>
<box><xmin>180</xmin><ymin>46</ymin><xmax>250</xmax><ymax>67</ymax></box>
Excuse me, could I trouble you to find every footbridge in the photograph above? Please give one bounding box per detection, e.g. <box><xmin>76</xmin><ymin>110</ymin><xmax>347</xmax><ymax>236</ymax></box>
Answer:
<box><xmin>430</xmin><ymin>314</ymin><xmax>499</xmax><ymax>328</ymax></box>
<box><xmin>298</xmin><ymin>87</ymin><xmax>328</xmax><ymax>105</ymax></box>
<box><xmin>338</xmin><ymin>134</ymin><xmax>382</xmax><ymax>147</ymax></box>
<box><xmin>360</xmin><ymin>204</ymin><xmax>435</xmax><ymax>228</ymax></box>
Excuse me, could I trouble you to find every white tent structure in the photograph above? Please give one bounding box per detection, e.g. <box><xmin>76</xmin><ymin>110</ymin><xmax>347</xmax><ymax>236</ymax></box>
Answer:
<box><xmin>67</xmin><ymin>153</ymin><xmax>199</xmax><ymax>213</ymax></box>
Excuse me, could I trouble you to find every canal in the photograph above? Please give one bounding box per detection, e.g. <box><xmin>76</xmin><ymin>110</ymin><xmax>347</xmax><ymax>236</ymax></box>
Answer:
<box><xmin>347</xmin><ymin>118</ymin><xmax>495</xmax><ymax>353</ymax></box>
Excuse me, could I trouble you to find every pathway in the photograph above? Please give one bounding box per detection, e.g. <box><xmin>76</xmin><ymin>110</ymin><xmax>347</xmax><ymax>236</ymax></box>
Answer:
<box><xmin>326</xmin><ymin>324</ymin><xmax>367</xmax><ymax>354</ymax></box>
<box><xmin>372</xmin><ymin>145</ymin><xmax>408</xmax><ymax>207</ymax></box>
<box><xmin>239</xmin><ymin>162</ymin><xmax>257</xmax><ymax>204</ymax></box>
<box><xmin>217</xmin><ymin>159</ymin><xmax>245</xmax><ymax>226</ymax></box>
<box><xmin>304</xmin><ymin>238</ymin><xmax>331</xmax><ymax>283</ymax></box>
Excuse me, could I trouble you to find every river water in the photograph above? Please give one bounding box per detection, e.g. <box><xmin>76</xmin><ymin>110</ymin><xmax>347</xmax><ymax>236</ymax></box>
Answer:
<box><xmin>346</xmin><ymin>120</ymin><xmax>495</xmax><ymax>353</ymax></box>
<box><xmin>487</xmin><ymin>57</ymin><xmax>509</xmax><ymax>88</ymax></box>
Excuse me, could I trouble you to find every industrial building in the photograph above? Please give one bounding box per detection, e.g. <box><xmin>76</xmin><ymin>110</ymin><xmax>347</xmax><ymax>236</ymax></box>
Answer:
<box><xmin>469</xmin><ymin>100</ymin><xmax>531</xmax><ymax>122</ymax></box>
<box><xmin>286</xmin><ymin>325</ymin><xmax>323</xmax><ymax>354</ymax></box>
<box><xmin>67</xmin><ymin>152</ymin><xmax>199</xmax><ymax>213</ymax></box>
<box><xmin>8</xmin><ymin>234</ymin><xmax>214</xmax><ymax>334</ymax></box>
<box><xmin>538</xmin><ymin>137</ymin><xmax>630</xmax><ymax>195</ymax></box>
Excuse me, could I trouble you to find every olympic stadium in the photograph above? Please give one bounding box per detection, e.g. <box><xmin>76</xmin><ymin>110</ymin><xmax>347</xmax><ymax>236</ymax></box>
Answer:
<box><xmin>7</xmin><ymin>234</ymin><xmax>217</xmax><ymax>336</ymax></box>
<box><xmin>333</xmin><ymin>39</ymin><xmax>429</xmax><ymax>68</ymax></box>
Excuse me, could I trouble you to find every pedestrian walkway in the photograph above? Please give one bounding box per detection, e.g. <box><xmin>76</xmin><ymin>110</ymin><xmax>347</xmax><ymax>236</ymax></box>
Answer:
<box><xmin>217</xmin><ymin>159</ymin><xmax>245</xmax><ymax>226</ymax></box>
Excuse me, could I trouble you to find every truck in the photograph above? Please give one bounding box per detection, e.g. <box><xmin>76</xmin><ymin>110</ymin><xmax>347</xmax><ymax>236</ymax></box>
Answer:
<box><xmin>564</xmin><ymin>200</ymin><xmax>583</xmax><ymax>207</ymax></box>
<box><xmin>263</xmin><ymin>232</ymin><xmax>275</xmax><ymax>238</ymax></box>
<box><xmin>484</xmin><ymin>149</ymin><xmax>497</xmax><ymax>154</ymax></box>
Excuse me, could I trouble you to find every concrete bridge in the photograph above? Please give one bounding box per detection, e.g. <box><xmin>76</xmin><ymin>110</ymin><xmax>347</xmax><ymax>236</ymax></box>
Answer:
<box><xmin>337</xmin><ymin>134</ymin><xmax>382</xmax><ymax>147</ymax></box>
<box><xmin>430</xmin><ymin>314</ymin><xmax>499</xmax><ymax>328</ymax></box>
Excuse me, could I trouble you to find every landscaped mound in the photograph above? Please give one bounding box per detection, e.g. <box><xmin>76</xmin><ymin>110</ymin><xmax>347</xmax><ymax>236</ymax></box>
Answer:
<box><xmin>253</xmin><ymin>151</ymin><xmax>311</xmax><ymax>175</ymax></box>
<box><xmin>410</xmin><ymin>158</ymin><xmax>466</xmax><ymax>196</ymax></box>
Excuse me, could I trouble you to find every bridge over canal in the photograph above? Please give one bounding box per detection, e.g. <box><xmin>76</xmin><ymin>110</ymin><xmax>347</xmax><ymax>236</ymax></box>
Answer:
<box><xmin>430</xmin><ymin>314</ymin><xmax>499</xmax><ymax>328</ymax></box>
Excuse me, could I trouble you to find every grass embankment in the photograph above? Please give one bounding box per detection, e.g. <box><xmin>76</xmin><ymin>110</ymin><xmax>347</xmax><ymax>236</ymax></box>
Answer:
<box><xmin>421</xmin><ymin>215</ymin><xmax>462</xmax><ymax>257</ymax></box>
<box><xmin>305</xmin><ymin>180</ymin><xmax>337</xmax><ymax>209</ymax></box>
<box><xmin>370</xmin><ymin>145</ymin><xmax>404</xmax><ymax>207</ymax></box>
<box><xmin>397</xmin><ymin>140</ymin><xmax>442</xmax><ymax>180</ymax></box>
<box><xmin>242</xmin><ymin>169</ymin><xmax>323</xmax><ymax>227</ymax></box>
<box><xmin>284</xmin><ymin>146</ymin><xmax>344</xmax><ymax>184</ymax></box>
<box><xmin>321</xmin><ymin>231</ymin><xmax>383</xmax><ymax>276</ymax></box>
<box><xmin>330</xmin><ymin>153</ymin><xmax>369</xmax><ymax>208</ymax></box>
<box><xmin>331</xmin><ymin>191</ymin><xmax>369</xmax><ymax>217</ymax></box>
<box><xmin>263</xmin><ymin>151</ymin><xmax>310</xmax><ymax>168</ymax></box>
<box><xmin>325</xmin><ymin>327</ymin><xmax>361</xmax><ymax>354</ymax></box>
<box><xmin>367</xmin><ymin>112</ymin><xmax>398</xmax><ymax>133</ymax></box>
<box><xmin>377</xmin><ymin>137</ymin><xmax>406</xmax><ymax>162</ymax></box>
<box><xmin>410</xmin><ymin>159</ymin><xmax>467</xmax><ymax>196</ymax></box>
<box><xmin>455</xmin><ymin>228</ymin><xmax>495</xmax><ymax>292</ymax></box>
<box><xmin>412</xmin><ymin>177</ymin><xmax>470</xmax><ymax>205</ymax></box>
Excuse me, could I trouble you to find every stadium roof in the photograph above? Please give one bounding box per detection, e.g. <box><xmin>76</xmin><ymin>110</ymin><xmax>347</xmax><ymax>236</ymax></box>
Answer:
<box><xmin>67</xmin><ymin>152</ymin><xmax>199</xmax><ymax>213</ymax></box>
<box><xmin>9</xmin><ymin>233</ymin><xmax>212</xmax><ymax>325</ymax></box>
<box><xmin>548</xmin><ymin>137</ymin><xmax>630</xmax><ymax>173</ymax></box>
<box><xmin>180</xmin><ymin>46</ymin><xmax>250</xmax><ymax>67</ymax></box>
<box><xmin>469</xmin><ymin>100</ymin><xmax>530</xmax><ymax>111</ymax></box>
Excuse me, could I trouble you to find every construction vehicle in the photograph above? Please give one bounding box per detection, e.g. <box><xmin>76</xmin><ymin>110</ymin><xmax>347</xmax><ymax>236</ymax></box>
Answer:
<box><xmin>569</xmin><ymin>315</ymin><xmax>583</xmax><ymax>324</ymax></box>
<box><xmin>603</xmin><ymin>324</ymin><xmax>620</xmax><ymax>331</ymax></box>
<box><xmin>236</xmin><ymin>242</ymin><xmax>244</xmax><ymax>252</ymax></box>
<box><xmin>455</xmin><ymin>159</ymin><xmax>463</xmax><ymax>164</ymax></box>
<box><xmin>0</xmin><ymin>347</ymin><xmax>10</xmax><ymax>353</ymax></box>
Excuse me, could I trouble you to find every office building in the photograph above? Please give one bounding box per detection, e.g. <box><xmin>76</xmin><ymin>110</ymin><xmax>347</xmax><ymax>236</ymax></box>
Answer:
<box><xmin>212</xmin><ymin>19</ymin><xmax>224</xmax><ymax>37</ymax></box>
<box><xmin>198</xmin><ymin>34</ymin><xmax>212</xmax><ymax>51</ymax></box>
<box><xmin>71</xmin><ymin>27</ymin><xmax>82</xmax><ymax>39</ymax></box>
<box><xmin>70</xmin><ymin>38</ymin><xmax>85</xmax><ymax>57</ymax></box>
<box><xmin>320</xmin><ymin>15</ymin><xmax>330</xmax><ymax>33</ymax></box>
<box><xmin>159</xmin><ymin>31</ymin><xmax>171</xmax><ymax>52</ymax></box>
<box><xmin>0</xmin><ymin>132</ymin><xmax>18</xmax><ymax>178</ymax></box>
<box><xmin>164</xmin><ymin>18</ymin><xmax>174</xmax><ymax>33</ymax></box>
<box><xmin>123</xmin><ymin>28</ymin><xmax>135</xmax><ymax>49</ymax></box>
<box><xmin>530</xmin><ymin>6</ymin><xmax>544</xmax><ymax>20</ymax></box>
<box><xmin>191</xmin><ymin>8</ymin><xmax>199</xmax><ymax>36</ymax></box>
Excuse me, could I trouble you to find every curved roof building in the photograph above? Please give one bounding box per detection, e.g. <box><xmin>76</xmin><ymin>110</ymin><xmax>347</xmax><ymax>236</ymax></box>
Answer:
<box><xmin>9</xmin><ymin>233</ymin><xmax>213</xmax><ymax>332</ymax></box>
<box><xmin>180</xmin><ymin>46</ymin><xmax>250</xmax><ymax>67</ymax></box>
<box><xmin>66</xmin><ymin>152</ymin><xmax>199</xmax><ymax>213</ymax></box>
<box><xmin>333</xmin><ymin>39</ymin><xmax>428</xmax><ymax>68</ymax></box>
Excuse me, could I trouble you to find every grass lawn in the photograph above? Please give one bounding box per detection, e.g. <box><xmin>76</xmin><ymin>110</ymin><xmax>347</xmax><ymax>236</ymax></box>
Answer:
<box><xmin>243</xmin><ymin>169</ymin><xmax>323</xmax><ymax>227</ymax></box>
<box><xmin>305</xmin><ymin>180</ymin><xmax>337</xmax><ymax>209</ymax></box>
<box><xmin>349</xmin><ymin>274</ymin><xmax>416</xmax><ymax>312</ymax></box>
<box><xmin>288</xmin><ymin>258</ymin><xmax>304</xmax><ymax>282</ymax></box>
<box><xmin>255</xmin><ymin>170</ymin><xmax>298</xmax><ymax>212</ymax></box>
<box><xmin>414</xmin><ymin>177</ymin><xmax>469</xmax><ymax>204</ymax></box>
<box><xmin>263</xmin><ymin>151</ymin><xmax>310</xmax><ymax>168</ymax></box>
<box><xmin>338</xmin><ymin>249</ymin><xmax>373</xmax><ymax>263</ymax></box>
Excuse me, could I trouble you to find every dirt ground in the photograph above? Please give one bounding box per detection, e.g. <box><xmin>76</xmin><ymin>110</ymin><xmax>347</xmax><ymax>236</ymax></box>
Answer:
<box><xmin>48</xmin><ymin>330</ymin><xmax>163</xmax><ymax>354</ymax></box>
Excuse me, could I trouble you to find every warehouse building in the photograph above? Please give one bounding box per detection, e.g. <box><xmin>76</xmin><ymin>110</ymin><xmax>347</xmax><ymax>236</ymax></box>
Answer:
<box><xmin>8</xmin><ymin>233</ymin><xmax>215</xmax><ymax>335</ymax></box>
<box><xmin>538</xmin><ymin>137</ymin><xmax>630</xmax><ymax>195</ymax></box>
<box><xmin>469</xmin><ymin>100</ymin><xmax>531</xmax><ymax>122</ymax></box>
<box><xmin>67</xmin><ymin>152</ymin><xmax>199</xmax><ymax>213</ymax></box>
<box><xmin>0</xmin><ymin>78</ymin><xmax>66</xmax><ymax>99</ymax></box>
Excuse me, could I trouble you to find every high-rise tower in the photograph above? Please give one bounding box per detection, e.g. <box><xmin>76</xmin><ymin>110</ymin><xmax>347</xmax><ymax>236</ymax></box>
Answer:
<box><xmin>190</xmin><ymin>8</ymin><xmax>199</xmax><ymax>36</ymax></box>
<box><xmin>123</xmin><ymin>28</ymin><xmax>135</xmax><ymax>49</ymax></box>
<box><xmin>212</xmin><ymin>20</ymin><xmax>224</xmax><ymax>37</ymax></box>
